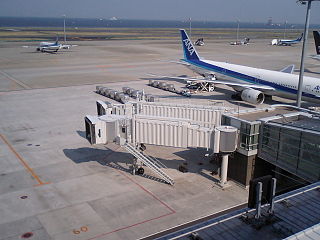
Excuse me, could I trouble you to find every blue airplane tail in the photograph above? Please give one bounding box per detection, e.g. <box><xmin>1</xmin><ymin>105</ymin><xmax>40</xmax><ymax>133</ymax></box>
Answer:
<box><xmin>180</xmin><ymin>29</ymin><xmax>200</xmax><ymax>61</ymax></box>
<box><xmin>55</xmin><ymin>35</ymin><xmax>59</xmax><ymax>45</ymax></box>
<box><xmin>313</xmin><ymin>31</ymin><xmax>320</xmax><ymax>55</ymax></box>
<box><xmin>296</xmin><ymin>33</ymin><xmax>303</xmax><ymax>42</ymax></box>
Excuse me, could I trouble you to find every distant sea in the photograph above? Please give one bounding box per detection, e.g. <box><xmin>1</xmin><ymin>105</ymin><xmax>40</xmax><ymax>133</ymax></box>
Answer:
<box><xmin>1</xmin><ymin>17</ymin><xmax>319</xmax><ymax>29</ymax></box>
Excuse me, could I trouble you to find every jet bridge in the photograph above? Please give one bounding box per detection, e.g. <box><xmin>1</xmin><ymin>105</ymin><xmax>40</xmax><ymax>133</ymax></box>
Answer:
<box><xmin>85</xmin><ymin>114</ymin><xmax>218</xmax><ymax>150</ymax></box>
<box><xmin>85</xmin><ymin>101</ymin><xmax>237</xmax><ymax>185</ymax></box>
<box><xmin>96</xmin><ymin>101</ymin><xmax>229</xmax><ymax>128</ymax></box>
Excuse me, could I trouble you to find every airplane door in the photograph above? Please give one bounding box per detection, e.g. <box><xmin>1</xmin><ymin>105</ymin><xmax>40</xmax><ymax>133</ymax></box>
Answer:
<box><xmin>305</xmin><ymin>85</ymin><xmax>311</xmax><ymax>92</ymax></box>
<box><xmin>255</xmin><ymin>75</ymin><xmax>261</xmax><ymax>84</ymax></box>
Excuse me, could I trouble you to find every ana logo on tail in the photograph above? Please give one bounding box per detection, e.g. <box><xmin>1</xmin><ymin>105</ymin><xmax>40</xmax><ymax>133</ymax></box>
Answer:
<box><xmin>183</xmin><ymin>39</ymin><xmax>195</xmax><ymax>56</ymax></box>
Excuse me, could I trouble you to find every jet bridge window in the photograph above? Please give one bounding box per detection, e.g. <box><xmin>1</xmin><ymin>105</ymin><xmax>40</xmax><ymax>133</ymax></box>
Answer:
<box><xmin>221</xmin><ymin>115</ymin><xmax>231</xmax><ymax>125</ymax></box>
<box><xmin>85</xmin><ymin>117</ymin><xmax>96</xmax><ymax>144</ymax></box>
<box><xmin>222</xmin><ymin>116</ymin><xmax>260</xmax><ymax>151</ymax></box>
<box><xmin>239</xmin><ymin>122</ymin><xmax>260</xmax><ymax>151</ymax></box>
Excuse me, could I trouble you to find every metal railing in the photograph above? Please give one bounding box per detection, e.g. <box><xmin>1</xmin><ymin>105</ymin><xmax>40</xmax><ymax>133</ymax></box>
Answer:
<box><xmin>123</xmin><ymin>143</ymin><xmax>174</xmax><ymax>185</ymax></box>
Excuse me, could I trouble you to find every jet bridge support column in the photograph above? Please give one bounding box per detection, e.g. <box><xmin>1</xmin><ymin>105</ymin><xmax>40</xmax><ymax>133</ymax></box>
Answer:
<box><xmin>220</xmin><ymin>154</ymin><xmax>229</xmax><ymax>186</ymax></box>
<box><xmin>215</xmin><ymin>126</ymin><xmax>238</xmax><ymax>189</ymax></box>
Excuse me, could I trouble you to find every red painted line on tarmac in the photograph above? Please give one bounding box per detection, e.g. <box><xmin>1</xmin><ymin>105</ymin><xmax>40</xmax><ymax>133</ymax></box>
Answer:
<box><xmin>86</xmin><ymin>212</ymin><xmax>175</xmax><ymax>240</ymax></box>
<box><xmin>116</xmin><ymin>169</ymin><xmax>176</xmax><ymax>213</ymax></box>
<box><xmin>85</xmin><ymin>167</ymin><xmax>176</xmax><ymax>240</ymax></box>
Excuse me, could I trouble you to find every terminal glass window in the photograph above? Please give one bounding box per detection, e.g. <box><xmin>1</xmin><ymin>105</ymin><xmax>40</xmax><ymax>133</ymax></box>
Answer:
<box><xmin>222</xmin><ymin>116</ymin><xmax>260</xmax><ymax>151</ymax></box>
<box><xmin>299</xmin><ymin>132</ymin><xmax>320</xmax><ymax>180</ymax></box>
<box><xmin>260</xmin><ymin>125</ymin><xmax>279</xmax><ymax>163</ymax></box>
<box><xmin>259</xmin><ymin>123</ymin><xmax>320</xmax><ymax>182</ymax></box>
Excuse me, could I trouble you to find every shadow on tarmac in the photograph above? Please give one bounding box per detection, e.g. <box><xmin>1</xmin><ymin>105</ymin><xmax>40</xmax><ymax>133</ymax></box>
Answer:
<box><xmin>63</xmin><ymin>143</ymin><xmax>220</xmax><ymax>185</ymax></box>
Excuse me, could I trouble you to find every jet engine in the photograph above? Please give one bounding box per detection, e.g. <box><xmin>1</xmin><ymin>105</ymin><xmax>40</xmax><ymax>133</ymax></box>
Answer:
<box><xmin>241</xmin><ymin>89</ymin><xmax>265</xmax><ymax>104</ymax></box>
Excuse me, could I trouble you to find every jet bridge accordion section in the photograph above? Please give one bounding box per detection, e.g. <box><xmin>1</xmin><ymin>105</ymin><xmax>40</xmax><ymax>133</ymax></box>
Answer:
<box><xmin>96</xmin><ymin>101</ymin><xmax>228</xmax><ymax>128</ymax></box>
<box><xmin>85</xmin><ymin>114</ymin><xmax>217</xmax><ymax>150</ymax></box>
<box><xmin>133</xmin><ymin>115</ymin><xmax>214</xmax><ymax>149</ymax></box>
<box><xmin>136</xmin><ymin>102</ymin><xmax>224</xmax><ymax>128</ymax></box>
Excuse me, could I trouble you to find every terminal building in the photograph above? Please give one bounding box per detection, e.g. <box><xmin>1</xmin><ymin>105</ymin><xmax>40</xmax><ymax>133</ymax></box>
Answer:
<box><xmin>222</xmin><ymin>105</ymin><xmax>320</xmax><ymax>189</ymax></box>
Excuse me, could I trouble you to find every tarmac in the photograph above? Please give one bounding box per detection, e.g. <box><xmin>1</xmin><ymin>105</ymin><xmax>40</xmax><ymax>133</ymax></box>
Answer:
<box><xmin>0</xmin><ymin>37</ymin><xmax>319</xmax><ymax>240</ymax></box>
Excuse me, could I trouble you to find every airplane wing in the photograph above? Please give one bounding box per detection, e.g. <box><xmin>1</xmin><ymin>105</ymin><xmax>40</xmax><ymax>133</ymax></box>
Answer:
<box><xmin>280</xmin><ymin>64</ymin><xmax>295</xmax><ymax>74</ymax></box>
<box><xmin>147</xmin><ymin>73</ymin><xmax>210</xmax><ymax>82</ymax></box>
<box><xmin>147</xmin><ymin>74</ymin><xmax>275</xmax><ymax>91</ymax></box>
<box><xmin>168</xmin><ymin>60</ymin><xmax>191</xmax><ymax>66</ymax></box>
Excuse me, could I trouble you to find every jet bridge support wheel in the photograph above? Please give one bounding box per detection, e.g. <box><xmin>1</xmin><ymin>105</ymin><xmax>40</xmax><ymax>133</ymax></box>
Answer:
<box><xmin>137</xmin><ymin>167</ymin><xmax>144</xmax><ymax>175</ymax></box>
<box><xmin>139</xmin><ymin>143</ymin><xmax>146</xmax><ymax>152</ymax></box>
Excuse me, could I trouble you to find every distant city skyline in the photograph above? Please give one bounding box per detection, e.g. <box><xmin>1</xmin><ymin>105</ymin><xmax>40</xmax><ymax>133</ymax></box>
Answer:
<box><xmin>1</xmin><ymin>0</ymin><xmax>320</xmax><ymax>24</ymax></box>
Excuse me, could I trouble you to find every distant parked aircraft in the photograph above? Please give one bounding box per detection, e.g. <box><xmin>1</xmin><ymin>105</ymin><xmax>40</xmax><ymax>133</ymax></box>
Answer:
<box><xmin>194</xmin><ymin>38</ymin><xmax>204</xmax><ymax>46</ymax></box>
<box><xmin>271</xmin><ymin>33</ymin><xmax>303</xmax><ymax>46</ymax></box>
<box><xmin>230</xmin><ymin>38</ymin><xmax>250</xmax><ymax>45</ymax></box>
<box><xmin>23</xmin><ymin>36</ymin><xmax>77</xmax><ymax>53</ymax></box>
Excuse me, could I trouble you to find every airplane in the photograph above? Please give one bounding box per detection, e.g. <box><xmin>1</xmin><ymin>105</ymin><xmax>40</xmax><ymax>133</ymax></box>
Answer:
<box><xmin>271</xmin><ymin>33</ymin><xmax>303</xmax><ymax>46</ymax></box>
<box><xmin>36</xmin><ymin>38</ymin><xmax>61</xmax><ymax>52</ymax></box>
<box><xmin>230</xmin><ymin>37</ymin><xmax>250</xmax><ymax>45</ymax></box>
<box><xmin>23</xmin><ymin>36</ymin><xmax>77</xmax><ymax>53</ymax></box>
<box><xmin>311</xmin><ymin>31</ymin><xmax>320</xmax><ymax>61</ymax></box>
<box><xmin>151</xmin><ymin>29</ymin><xmax>320</xmax><ymax>105</ymax></box>
<box><xmin>194</xmin><ymin>38</ymin><xmax>204</xmax><ymax>46</ymax></box>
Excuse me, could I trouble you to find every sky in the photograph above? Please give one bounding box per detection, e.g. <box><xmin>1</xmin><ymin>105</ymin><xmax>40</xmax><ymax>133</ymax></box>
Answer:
<box><xmin>1</xmin><ymin>0</ymin><xmax>320</xmax><ymax>24</ymax></box>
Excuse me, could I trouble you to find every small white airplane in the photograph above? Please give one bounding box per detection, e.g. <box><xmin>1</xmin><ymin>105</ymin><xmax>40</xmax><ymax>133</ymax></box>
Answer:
<box><xmin>23</xmin><ymin>36</ymin><xmax>77</xmax><ymax>53</ymax></box>
<box><xmin>151</xmin><ymin>29</ymin><xmax>320</xmax><ymax>105</ymax></box>
<box><xmin>311</xmin><ymin>31</ymin><xmax>320</xmax><ymax>61</ymax></box>
<box><xmin>271</xmin><ymin>33</ymin><xmax>303</xmax><ymax>46</ymax></box>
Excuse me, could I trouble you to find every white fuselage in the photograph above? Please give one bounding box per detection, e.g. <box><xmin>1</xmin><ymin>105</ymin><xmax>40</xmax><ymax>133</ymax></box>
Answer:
<box><xmin>38</xmin><ymin>42</ymin><xmax>61</xmax><ymax>52</ymax></box>
<box><xmin>186</xmin><ymin>59</ymin><xmax>320</xmax><ymax>103</ymax></box>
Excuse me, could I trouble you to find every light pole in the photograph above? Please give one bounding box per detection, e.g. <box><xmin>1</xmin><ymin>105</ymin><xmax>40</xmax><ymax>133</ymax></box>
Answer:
<box><xmin>189</xmin><ymin>17</ymin><xmax>192</xmax><ymax>38</ymax></box>
<box><xmin>284</xmin><ymin>20</ymin><xmax>287</xmax><ymax>39</ymax></box>
<box><xmin>296</xmin><ymin>0</ymin><xmax>319</xmax><ymax>107</ymax></box>
<box><xmin>236</xmin><ymin>19</ymin><xmax>240</xmax><ymax>42</ymax></box>
<box><xmin>63</xmin><ymin>14</ymin><xmax>66</xmax><ymax>43</ymax></box>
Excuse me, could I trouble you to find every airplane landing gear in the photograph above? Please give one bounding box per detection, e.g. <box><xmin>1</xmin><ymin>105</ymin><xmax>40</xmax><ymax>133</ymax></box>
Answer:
<box><xmin>231</xmin><ymin>92</ymin><xmax>242</xmax><ymax>100</ymax></box>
